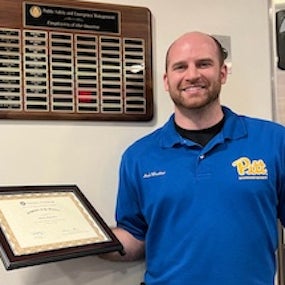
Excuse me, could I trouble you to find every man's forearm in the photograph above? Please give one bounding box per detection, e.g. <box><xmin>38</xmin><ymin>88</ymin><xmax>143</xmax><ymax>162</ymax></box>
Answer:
<box><xmin>99</xmin><ymin>227</ymin><xmax>145</xmax><ymax>262</ymax></box>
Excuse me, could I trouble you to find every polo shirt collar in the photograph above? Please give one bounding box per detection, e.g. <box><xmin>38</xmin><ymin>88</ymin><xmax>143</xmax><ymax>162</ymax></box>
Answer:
<box><xmin>159</xmin><ymin>106</ymin><xmax>248</xmax><ymax>148</ymax></box>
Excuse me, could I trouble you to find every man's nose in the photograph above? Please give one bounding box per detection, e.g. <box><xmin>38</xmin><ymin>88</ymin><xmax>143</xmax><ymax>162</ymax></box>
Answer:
<box><xmin>185</xmin><ymin>65</ymin><xmax>200</xmax><ymax>80</ymax></box>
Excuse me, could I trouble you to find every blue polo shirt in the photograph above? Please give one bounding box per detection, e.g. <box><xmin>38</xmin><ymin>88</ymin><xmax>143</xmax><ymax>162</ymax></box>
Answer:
<box><xmin>116</xmin><ymin>106</ymin><xmax>285</xmax><ymax>285</ymax></box>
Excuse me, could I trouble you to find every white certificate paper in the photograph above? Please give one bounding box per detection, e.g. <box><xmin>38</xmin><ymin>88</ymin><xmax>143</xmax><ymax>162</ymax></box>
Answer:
<box><xmin>0</xmin><ymin>192</ymin><xmax>110</xmax><ymax>255</ymax></box>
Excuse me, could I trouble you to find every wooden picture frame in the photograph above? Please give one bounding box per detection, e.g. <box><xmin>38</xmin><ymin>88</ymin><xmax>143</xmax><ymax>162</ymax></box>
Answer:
<box><xmin>0</xmin><ymin>184</ymin><xmax>124</xmax><ymax>270</ymax></box>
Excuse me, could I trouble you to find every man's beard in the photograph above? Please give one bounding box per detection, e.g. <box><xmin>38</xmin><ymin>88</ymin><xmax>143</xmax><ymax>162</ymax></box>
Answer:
<box><xmin>170</xmin><ymin>86</ymin><xmax>221</xmax><ymax>110</ymax></box>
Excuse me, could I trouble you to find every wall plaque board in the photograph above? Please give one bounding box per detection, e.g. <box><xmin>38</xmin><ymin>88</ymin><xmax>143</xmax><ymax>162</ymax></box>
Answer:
<box><xmin>0</xmin><ymin>0</ymin><xmax>153</xmax><ymax>121</ymax></box>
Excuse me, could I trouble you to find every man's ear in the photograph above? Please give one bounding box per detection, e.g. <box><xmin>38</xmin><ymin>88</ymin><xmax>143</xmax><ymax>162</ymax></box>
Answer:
<box><xmin>220</xmin><ymin>64</ymin><xmax>228</xmax><ymax>85</ymax></box>
<box><xmin>163</xmin><ymin>73</ymin><xmax>169</xmax><ymax>91</ymax></box>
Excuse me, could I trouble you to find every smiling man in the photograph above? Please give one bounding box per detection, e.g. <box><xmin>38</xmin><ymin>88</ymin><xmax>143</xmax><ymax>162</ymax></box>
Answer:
<box><xmin>164</xmin><ymin>32</ymin><xmax>227</xmax><ymax>130</ymax></box>
<box><xmin>100</xmin><ymin>32</ymin><xmax>285</xmax><ymax>285</ymax></box>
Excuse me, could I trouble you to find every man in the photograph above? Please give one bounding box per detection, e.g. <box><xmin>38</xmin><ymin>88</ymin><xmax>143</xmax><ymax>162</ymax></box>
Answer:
<box><xmin>101</xmin><ymin>31</ymin><xmax>285</xmax><ymax>285</ymax></box>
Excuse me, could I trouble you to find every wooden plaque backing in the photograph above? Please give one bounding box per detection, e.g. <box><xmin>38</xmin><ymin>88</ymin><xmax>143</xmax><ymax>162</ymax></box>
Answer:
<box><xmin>0</xmin><ymin>0</ymin><xmax>153</xmax><ymax>121</ymax></box>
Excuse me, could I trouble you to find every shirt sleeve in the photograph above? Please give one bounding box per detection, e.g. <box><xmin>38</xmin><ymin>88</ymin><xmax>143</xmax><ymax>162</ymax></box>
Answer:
<box><xmin>115</xmin><ymin>151</ymin><xmax>147</xmax><ymax>241</ymax></box>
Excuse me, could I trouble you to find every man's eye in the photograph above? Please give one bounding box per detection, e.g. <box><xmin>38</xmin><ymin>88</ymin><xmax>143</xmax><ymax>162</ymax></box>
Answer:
<box><xmin>173</xmin><ymin>65</ymin><xmax>186</xmax><ymax>70</ymax></box>
<box><xmin>198</xmin><ymin>61</ymin><xmax>211</xmax><ymax>68</ymax></box>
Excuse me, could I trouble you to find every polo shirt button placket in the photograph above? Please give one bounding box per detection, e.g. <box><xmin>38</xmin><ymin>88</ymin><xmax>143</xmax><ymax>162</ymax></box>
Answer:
<box><xmin>199</xmin><ymin>154</ymin><xmax>205</xmax><ymax>160</ymax></box>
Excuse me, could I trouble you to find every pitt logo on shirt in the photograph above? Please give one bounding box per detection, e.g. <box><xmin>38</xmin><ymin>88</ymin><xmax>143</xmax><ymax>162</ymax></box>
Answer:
<box><xmin>232</xmin><ymin>157</ymin><xmax>268</xmax><ymax>180</ymax></box>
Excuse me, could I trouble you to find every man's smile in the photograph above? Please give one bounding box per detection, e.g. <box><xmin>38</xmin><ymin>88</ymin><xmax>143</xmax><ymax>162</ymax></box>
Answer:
<box><xmin>181</xmin><ymin>84</ymin><xmax>206</xmax><ymax>93</ymax></box>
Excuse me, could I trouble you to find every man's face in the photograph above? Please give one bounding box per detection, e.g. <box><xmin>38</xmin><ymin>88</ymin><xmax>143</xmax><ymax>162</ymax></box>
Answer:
<box><xmin>163</xmin><ymin>34</ymin><xmax>227</xmax><ymax>112</ymax></box>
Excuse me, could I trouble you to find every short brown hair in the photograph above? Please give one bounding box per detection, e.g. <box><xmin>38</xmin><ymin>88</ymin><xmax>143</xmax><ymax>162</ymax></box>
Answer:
<box><xmin>209</xmin><ymin>35</ymin><xmax>228</xmax><ymax>65</ymax></box>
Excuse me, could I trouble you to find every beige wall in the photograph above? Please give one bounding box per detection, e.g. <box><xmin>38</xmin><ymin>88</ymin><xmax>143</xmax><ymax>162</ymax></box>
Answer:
<box><xmin>1</xmin><ymin>0</ymin><xmax>273</xmax><ymax>284</ymax></box>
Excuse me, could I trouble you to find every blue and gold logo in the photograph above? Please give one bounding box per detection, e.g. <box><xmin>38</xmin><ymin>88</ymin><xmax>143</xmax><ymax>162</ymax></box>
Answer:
<box><xmin>232</xmin><ymin>157</ymin><xmax>268</xmax><ymax>180</ymax></box>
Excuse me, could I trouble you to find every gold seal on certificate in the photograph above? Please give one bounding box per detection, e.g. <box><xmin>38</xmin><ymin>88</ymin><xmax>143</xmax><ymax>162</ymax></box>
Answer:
<box><xmin>0</xmin><ymin>185</ymin><xmax>124</xmax><ymax>270</ymax></box>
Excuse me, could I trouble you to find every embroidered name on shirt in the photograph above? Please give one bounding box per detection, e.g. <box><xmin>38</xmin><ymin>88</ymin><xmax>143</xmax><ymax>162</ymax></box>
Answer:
<box><xmin>143</xmin><ymin>171</ymin><xmax>166</xmax><ymax>179</ymax></box>
<box><xmin>232</xmin><ymin>157</ymin><xmax>268</xmax><ymax>180</ymax></box>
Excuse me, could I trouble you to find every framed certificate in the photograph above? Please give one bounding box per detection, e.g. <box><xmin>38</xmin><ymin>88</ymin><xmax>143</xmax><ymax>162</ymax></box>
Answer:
<box><xmin>0</xmin><ymin>185</ymin><xmax>124</xmax><ymax>270</ymax></box>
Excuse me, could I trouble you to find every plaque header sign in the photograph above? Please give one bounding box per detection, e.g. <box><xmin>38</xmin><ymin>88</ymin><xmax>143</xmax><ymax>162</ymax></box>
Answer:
<box><xmin>25</xmin><ymin>3</ymin><xmax>120</xmax><ymax>34</ymax></box>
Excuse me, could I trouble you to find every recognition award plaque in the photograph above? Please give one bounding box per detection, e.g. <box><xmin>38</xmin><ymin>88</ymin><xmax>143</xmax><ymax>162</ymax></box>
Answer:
<box><xmin>0</xmin><ymin>185</ymin><xmax>124</xmax><ymax>270</ymax></box>
<box><xmin>0</xmin><ymin>0</ymin><xmax>153</xmax><ymax>121</ymax></box>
